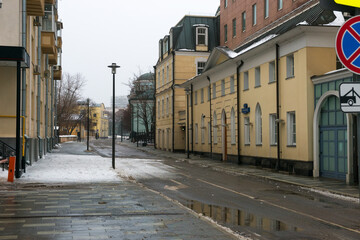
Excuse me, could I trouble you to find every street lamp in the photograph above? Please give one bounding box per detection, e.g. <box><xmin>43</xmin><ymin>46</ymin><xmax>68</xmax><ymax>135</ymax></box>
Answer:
<box><xmin>108</xmin><ymin>63</ymin><xmax>120</xmax><ymax>169</ymax></box>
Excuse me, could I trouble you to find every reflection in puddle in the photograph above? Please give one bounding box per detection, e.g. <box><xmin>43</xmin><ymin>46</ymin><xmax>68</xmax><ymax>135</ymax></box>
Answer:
<box><xmin>183</xmin><ymin>199</ymin><xmax>300</xmax><ymax>232</ymax></box>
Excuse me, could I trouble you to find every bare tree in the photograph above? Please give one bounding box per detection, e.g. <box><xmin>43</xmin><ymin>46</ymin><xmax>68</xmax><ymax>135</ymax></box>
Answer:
<box><xmin>57</xmin><ymin>73</ymin><xmax>85</xmax><ymax>135</ymax></box>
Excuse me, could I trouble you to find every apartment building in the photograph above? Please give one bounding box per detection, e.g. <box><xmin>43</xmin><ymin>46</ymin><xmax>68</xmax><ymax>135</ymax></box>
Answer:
<box><xmin>0</xmin><ymin>0</ymin><xmax>63</xmax><ymax>177</ymax></box>
<box><xmin>155</xmin><ymin>14</ymin><xmax>219</xmax><ymax>152</ymax></box>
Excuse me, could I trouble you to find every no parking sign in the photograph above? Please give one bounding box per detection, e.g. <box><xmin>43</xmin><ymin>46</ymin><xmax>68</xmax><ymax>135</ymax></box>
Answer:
<box><xmin>336</xmin><ymin>15</ymin><xmax>360</xmax><ymax>74</ymax></box>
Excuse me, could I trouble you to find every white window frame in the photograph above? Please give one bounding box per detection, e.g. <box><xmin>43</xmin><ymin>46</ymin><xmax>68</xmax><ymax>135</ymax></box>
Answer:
<box><xmin>252</xmin><ymin>4</ymin><xmax>257</xmax><ymax>26</ymax></box>
<box><xmin>224</xmin><ymin>0</ymin><xmax>228</xmax><ymax>8</ymax></box>
<box><xmin>230</xmin><ymin>76</ymin><xmax>235</xmax><ymax>93</ymax></box>
<box><xmin>197</xmin><ymin>61</ymin><xmax>206</xmax><ymax>75</ymax></box>
<box><xmin>278</xmin><ymin>0</ymin><xmax>283</xmax><ymax>10</ymax></box>
<box><xmin>232</xmin><ymin>18</ymin><xmax>237</xmax><ymax>37</ymax></box>
<box><xmin>269</xmin><ymin>114</ymin><xmax>277</xmax><ymax>145</ymax></box>
<box><xmin>195</xmin><ymin>123</ymin><xmax>198</xmax><ymax>144</ymax></box>
<box><xmin>242</xmin><ymin>11</ymin><xmax>246</xmax><ymax>32</ymax></box>
<box><xmin>196</xmin><ymin>27</ymin><xmax>208</xmax><ymax>46</ymax></box>
<box><xmin>231</xmin><ymin>108</ymin><xmax>236</xmax><ymax>144</ymax></box>
<box><xmin>264</xmin><ymin>0</ymin><xmax>269</xmax><ymax>18</ymax></box>
<box><xmin>286</xmin><ymin>54</ymin><xmax>294</xmax><ymax>78</ymax></box>
<box><xmin>255</xmin><ymin>67</ymin><xmax>261</xmax><ymax>87</ymax></box>
<box><xmin>244</xmin><ymin>71</ymin><xmax>249</xmax><ymax>90</ymax></box>
<box><xmin>269</xmin><ymin>61</ymin><xmax>275</xmax><ymax>83</ymax></box>
<box><xmin>221</xmin><ymin>79</ymin><xmax>225</xmax><ymax>96</ymax></box>
<box><xmin>255</xmin><ymin>104</ymin><xmax>262</xmax><ymax>145</ymax></box>
<box><xmin>213</xmin><ymin>112</ymin><xmax>218</xmax><ymax>144</ymax></box>
<box><xmin>287</xmin><ymin>111</ymin><xmax>296</xmax><ymax>146</ymax></box>
<box><xmin>244</xmin><ymin>117</ymin><xmax>250</xmax><ymax>145</ymax></box>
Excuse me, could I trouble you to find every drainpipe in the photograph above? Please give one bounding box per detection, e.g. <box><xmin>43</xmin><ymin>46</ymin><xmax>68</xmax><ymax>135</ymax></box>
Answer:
<box><xmin>153</xmin><ymin>65</ymin><xmax>157</xmax><ymax>149</ymax></box>
<box><xmin>236</xmin><ymin>61</ymin><xmax>244</xmax><ymax>164</ymax></box>
<box><xmin>275</xmin><ymin>44</ymin><xmax>281</xmax><ymax>171</ymax></box>
<box><xmin>54</xmin><ymin>79</ymin><xmax>58</xmax><ymax>144</ymax></box>
<box><xmin>45</xmin><ymin>55</ymin><xmax>49</xmax><ymax>153</ymax></box>
<box><xmin>172</xmin><ymin>50</ymin><xmax>175</xmax><ymax>152</ymax></box>
<box><xmin>51</xmin><ymin>69</ymin><xmax>54</xmax><ymax>149</ymax></box>
<box><xmin>21</xmin><ymin>0</ymin><xmax>27</xmax><ymax>165</ymax></box>
<box><xmin>207</xmin><ymin>76</ymin><xmax>212</xmax><ymax>159</ymax></box>
<box><xmin>37</xmin><ymin>26</ymin><xmax>41</xmax><ymax>157</ymax></box>
<box><xmin>191</xmin><ymin>84</ymin><xmax>194</xmax><ymax>154</ymax></box>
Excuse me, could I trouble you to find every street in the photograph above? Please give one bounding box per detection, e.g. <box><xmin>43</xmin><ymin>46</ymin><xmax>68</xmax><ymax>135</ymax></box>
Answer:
<box><xmin>90</xmin><ymin>139</ymin><xmax>360</xmax><ymax>240</ymax></box>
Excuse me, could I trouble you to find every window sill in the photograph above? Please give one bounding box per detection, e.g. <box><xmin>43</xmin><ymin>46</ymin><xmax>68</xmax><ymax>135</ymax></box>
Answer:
<box><xmin>268</xmin><ymin>81</ymin><xmax>275</xmax><ymax>85</ymax></box>
<box><xmin>243</xmin><ymin>88</ymin><xmax>249</xmax><ymax>91</ymax></box>
<box><xmin>254</xmin><ymin>85</ymin><xmax>261</xmax><ymax>88</ymax></box>
<box><xmin>244</xmin><ymin>144</ymin><xmax>250</xmax><ymax>146</ymax></box>
<box><xmin>286</xmin><ymin>76</ymin><xmax>295</xmax><ymax>80</ymax></box>
<box><xmin>287</xmin><ymin>144</ymin><xmax>296</xmax><ymax>148</ymax></box>
<box><xmin>270</xmin><ymin>144</ymin><xmax>278</xmax><ymax>147</ymax></box>
<box><xmin>256</xmin><ymin>144</ymin><xmax>262</xmax><ymax>146</ymax></box>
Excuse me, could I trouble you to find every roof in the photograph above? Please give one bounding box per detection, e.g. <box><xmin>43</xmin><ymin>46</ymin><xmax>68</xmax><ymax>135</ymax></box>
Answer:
<box><xmin>137</xmin><ymin>72</ymin><xmax>155</xmax><ymax>81</ymax></box>
<box><xmin>171</xmin><ymin>15</ymin><xmax>219</xmax><ymax>51</ymax></box>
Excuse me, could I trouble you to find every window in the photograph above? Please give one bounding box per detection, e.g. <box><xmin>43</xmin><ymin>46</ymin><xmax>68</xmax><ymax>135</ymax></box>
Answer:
<box><xmin>269</xmin><ymin>61</ymin><xmax>275</xmax><ymax>83</ymax></box>
<box><xmin>162</xmin><ymin>68</ymin><xmax>165</xmax><ymax>85</ymax></box>
<box><xmin>231</xmin><ymin>108</ymin><xmax>236</xmax><ymax>144</ymax></box>
<box><xmin>242</xmin><ymin>11</ymin><xmax>246</xmax><ymax>32</ymax></box>
<box><xmin>208</xmin><ymin>85</ymin><xmax>211</xmax><ymax>101</ymax></box>
<box><xmin>158</xmin><ymin>71</ymin><xmax>160</xmax><ymax>87</ymax></box>
<box><xmin>166</xmin><ymin>65</ymin><xmax>169</xmax><ymax>83</ymax></box>
<box><xmin>264</xmin><ymin>0</ymin><xmax>269</xmax><ymax>18</ymax></box>
<box><xmin>164</xmin><ymin>37</ymin><xmax>169</xmax><ymax>53</ymax></box>
<box><xmin>278</xmin><ymin>0</ymin><xmax>283</xmax><ymax>10</ymax></box>
<box><xmin>197</xmin><ymin>61</ymin><xmax>206</xmax><ymax>75</ymax></box>
<box><xmin>232</xmin><ymin>18</ymin><xmax>237</xmax><ymax>37</ymax></box>
<box><xmin>195</xmin><ymin>91</ymin><xmax>198</xmax><ymax>105</ymax></box>
<box><xmin>255</xmin><ymin>104</ymin><xmax>262</xmax><ymax>145</ymax></box>
<box><xmin>208</xmin><ymin>122</ymin><xmax>211</xmax><ymax>144</ymax></box>
<box><xmin>201</xmin><ymin>88</ymin><xmax>204</xmax><ymax>103</ymax></box>
<box><xmin>244</xmin><ymin>71</ymin><xmax>249</xmax><ymax>90</ymax></box>
<box><xmin>213</xmin><ymin>83</ymin><xmax>216</xmax><ymax>99</ymax></box>
<box><xmin>166</xmin><ymin>97</ymin><xmax>169</xmax><ymax>115</ymax></box>
<box><xmin>269</xmin><ymin>114</ymin><xmax>277</xmax><ymax>145</ymax></box>
<box><xmin>201</xmin><ymin>115</ymin><xmax>205</xmax><ymax>144</ymax></box>
<box><xmin>287</xmin><ymin>112</ymin><xmax>296</xmax><ymax>146</ymax></box>
<box><xmin>230</xmin><ymin>76</ymin><xmax>235</xmax><ymax>93</ymax></box>
<box><xmin>286</xmin><ymin>54</ymin><xmax>294</xmax><ymax>78</ymax></box>
<box><xmin>224</xmin><ymin>24</ymin><xmax>228</xmax><ymax>42</ymax></box>
<box><xmin>213</xmin><ymin>112</ymin><xmax>218</xmax><ymax>144</ymax></box>
<box><xmin>224</xmin><ymin>0</ymin><xmax>228</xmax><ymax>8</ymax></box>
<box><xmin>196</xmin><ymin>27</ymin><xmax>208</xmax><ymax>45</ymax></box>
<box><xmin>252</xmin><ymin>4</ymin><xmax>257</xmax><ymax>26</ymax></box>
<box><xmin>158</xmin><ymin>101</ymin><xmax>160</xmax><ymax>118</ymax></box>
<box><xmin>159</xmin><ymin>40</ymin><xmax>163</xmax><ymax>58</ymax></box>
<box><xmin>195</xmin><ymin>123</ymin><xmax>198</xmax><ymax>144</ymax></box>
<box><xmin>221</xmin><ymin>79</ymin><xmax>225</xmax><ymax>96</ymax></box>
<box><xmin>255</xmin><ymin>67</ymin><xmax>261</xmax><ymax>87</ymax></box>
<box><xmin>244</xmin><ymin>117</ymin><xmax>250</xmax><ymax>145</ymax></box>
<box><xmin>162</xmin><ymin>99</ymin><xmax>165</xmax><ymax>117</ymax></box>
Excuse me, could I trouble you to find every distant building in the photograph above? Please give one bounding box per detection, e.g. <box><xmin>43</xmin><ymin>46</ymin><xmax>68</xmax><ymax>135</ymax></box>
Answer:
<box><xmin>128</xmin><ymin>72</ymin><xmax>155</xmax><ymax>137</ymax></box>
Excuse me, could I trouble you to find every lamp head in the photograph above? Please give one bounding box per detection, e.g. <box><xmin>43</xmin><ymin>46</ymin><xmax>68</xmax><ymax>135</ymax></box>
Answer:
<box><xmin>108</xmin><ymin>63</ymin><xmax>120</xmax><ymax>74</ymax></box>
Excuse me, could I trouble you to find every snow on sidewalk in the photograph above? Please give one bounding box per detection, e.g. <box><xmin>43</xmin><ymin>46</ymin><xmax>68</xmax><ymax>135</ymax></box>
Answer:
<box><xmin>0</xmin><ymin>153</ymin><xmax>121</xmax><ymax>184</ymax></box>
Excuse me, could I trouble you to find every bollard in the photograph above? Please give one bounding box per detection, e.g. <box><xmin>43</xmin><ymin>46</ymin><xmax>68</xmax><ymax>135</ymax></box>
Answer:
<box><xmin>7</xmin><ymin>156</ymin><xmax>15</xmax><ymax>182</ymax></box>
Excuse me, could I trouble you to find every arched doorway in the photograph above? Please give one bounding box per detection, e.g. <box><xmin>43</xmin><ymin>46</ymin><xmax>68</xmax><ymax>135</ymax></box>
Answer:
<box><xmin>313</xmin><ymin>91</ymin><xmax>353</xmax><ymax>182</ymax></box>
<box><xmin>222</xmin><ymin>110</ymin><xmax>227</xmax><ymax>161</ymax></box>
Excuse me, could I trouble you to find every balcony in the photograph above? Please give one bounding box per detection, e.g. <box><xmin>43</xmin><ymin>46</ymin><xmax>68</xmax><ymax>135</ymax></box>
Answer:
<box><xmin>53</xmin><ymin>66</ymin><xmax>62</xmax><ymax>80</ymax></box>
<box><xmin>41</xmin><ymin>32</ymin><xmax>56</xmax><ymax>54</ymax></box>
<box><xmin>27</xmin><ymin>0</ymin><xmax>45</xmax><ymax>16</ymax></box>
<box><xmin>57</xmin><ymin>36</ymin><xmax>62</xmax><ymax>49</ymax></box>
<box><xmin>48</xmin><ymin>48</ymin><xmax>58</xmax><ymax>65</ymax></box>
<box><xmin>45</xmin><ymin>0</ymin><xmax>55</xmax><ymax>4</ymax></box>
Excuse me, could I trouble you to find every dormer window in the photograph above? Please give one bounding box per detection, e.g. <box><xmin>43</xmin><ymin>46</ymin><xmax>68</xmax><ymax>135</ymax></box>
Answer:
<box><xmin>196</xmin><ymin>27</ymin><xmax>208</xmax><ymax>46</ymax></box>
<box><xmin>163</xmin><ymin>36</ymin><xmax>169</xmax><ymax>53</ymax></box>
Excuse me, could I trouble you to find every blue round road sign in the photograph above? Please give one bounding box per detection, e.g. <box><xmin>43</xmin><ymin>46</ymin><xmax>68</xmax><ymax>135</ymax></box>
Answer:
<box><xmin>336</xmin><ymin>16</ymin><xmax>360</xmax><ymax>74</ymax></box>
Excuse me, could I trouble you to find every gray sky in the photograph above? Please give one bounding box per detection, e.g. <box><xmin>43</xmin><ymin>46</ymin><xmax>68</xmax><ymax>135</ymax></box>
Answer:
<box><xmin>58</xmin><ymin>0</ymin><xmax>220</xmax><ymax>107</ymax></box>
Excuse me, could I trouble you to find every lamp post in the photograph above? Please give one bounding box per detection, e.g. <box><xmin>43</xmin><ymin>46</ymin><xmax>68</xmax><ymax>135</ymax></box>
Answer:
<box><xmin>108</xmin><ymin>63</ymin><xmax>120</xmax><ymax>169</ymax></box>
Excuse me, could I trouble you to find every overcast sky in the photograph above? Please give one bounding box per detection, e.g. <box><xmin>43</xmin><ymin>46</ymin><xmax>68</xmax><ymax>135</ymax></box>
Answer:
<box><xmin>58</xmin><ymin>0</ymin><xmax>220</xmax><ymax>107</ymax></box>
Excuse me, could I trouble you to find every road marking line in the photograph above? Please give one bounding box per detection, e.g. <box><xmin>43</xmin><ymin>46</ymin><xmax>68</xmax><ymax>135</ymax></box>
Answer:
<box><xmin>197</xmin><ymin>178</ymin><xmax>360</xmax><ymax>235</ymax></box>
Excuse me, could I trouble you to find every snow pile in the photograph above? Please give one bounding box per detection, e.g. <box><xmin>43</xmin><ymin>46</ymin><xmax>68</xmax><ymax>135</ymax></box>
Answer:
<box><xmin>0</xmin><ymin>154</ymin><xmax>122</xmax><ymax>184</ymax></box>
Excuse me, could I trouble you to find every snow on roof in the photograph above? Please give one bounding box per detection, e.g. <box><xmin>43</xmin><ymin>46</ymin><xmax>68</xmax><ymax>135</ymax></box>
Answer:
<box><xmin>193</xmin><ymin>24</ymin><xmax>210</xmax><ymax>28</ymax></box>
<box><xmin>325</xmin><ymin>11</ymin><xmax>345</xmax><ymax>26</ymax></box>
<box><xmin>235</xmin><ymin>34</ymin><xmax>278</xmax><ymax>57</ymax></box>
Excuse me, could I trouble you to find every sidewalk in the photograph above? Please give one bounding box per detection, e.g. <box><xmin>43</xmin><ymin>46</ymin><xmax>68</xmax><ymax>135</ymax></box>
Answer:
<box><xmin>121</xmin><ymin>140</ymin><xmax>360</xmax><ymax>201</ymax></box>
<box><xmin>0</xmin><ymin>142</ymin><xmax>242</xmax><ymax>240</ymax></box>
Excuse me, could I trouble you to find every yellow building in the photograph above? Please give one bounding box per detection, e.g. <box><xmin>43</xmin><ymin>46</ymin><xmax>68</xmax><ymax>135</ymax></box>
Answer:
<box><xmin>181</xmin><ymin>9</ymin><xmax>343</xmax><ymax>177</ymax></box>
<box><xmin>0</xmin><ymin>0</ymin><xmax>63</xmax><ymax>177</ymax></box>
<box><xmin>155</xmin><ymin>14</ymin><xmax>219</xmax><ymax>152</ymax></box>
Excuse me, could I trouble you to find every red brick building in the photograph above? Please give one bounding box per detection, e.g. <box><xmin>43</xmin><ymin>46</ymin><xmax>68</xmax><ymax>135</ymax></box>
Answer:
<box><xmin>220</xmin><ymin>0</ymin><xmax>318</xmax><ymax>50</ymax></box>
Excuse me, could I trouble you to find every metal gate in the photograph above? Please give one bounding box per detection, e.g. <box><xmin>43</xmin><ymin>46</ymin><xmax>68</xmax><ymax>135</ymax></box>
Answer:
<box><xmin>320</xmin><ymin>127</ymin><xmax>347</xmax><ymax>180</ymax></box>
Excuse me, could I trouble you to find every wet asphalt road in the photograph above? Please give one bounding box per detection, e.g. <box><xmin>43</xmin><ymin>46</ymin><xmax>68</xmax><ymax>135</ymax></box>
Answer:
<box><xmin>91</xmin><ymin>139</ymin><xmax>360</xmax><ymax>240</ymax></box>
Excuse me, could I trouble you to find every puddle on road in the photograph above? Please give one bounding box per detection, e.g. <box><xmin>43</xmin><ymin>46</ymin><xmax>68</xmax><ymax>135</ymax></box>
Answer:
<box><xmin>182</xmin><ymin>199</ymin><xmax>301</xmax><ymax>233</ymax></box>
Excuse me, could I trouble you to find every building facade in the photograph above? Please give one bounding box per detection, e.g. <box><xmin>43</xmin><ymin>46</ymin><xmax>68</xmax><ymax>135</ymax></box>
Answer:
<box><xmin>180</xmin><ymin>2</ymin><xmax>355</xmax><ymax>183</ymax></box>
<box><xmin>155</xmin><ymin>14</ymin><xmax>219</xmax><ymax>152</ymax></box>
<box><xmin>0</xmin><ymin>0</ymin><xmax>63</xmax><ymax>177</ymax></box>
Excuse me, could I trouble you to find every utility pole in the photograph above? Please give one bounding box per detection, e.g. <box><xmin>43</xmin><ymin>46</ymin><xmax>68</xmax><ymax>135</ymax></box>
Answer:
<box><xmin>87</xmin><ymin>98</ymin><xmax>90</xmax><ymax>151</ymax></box>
